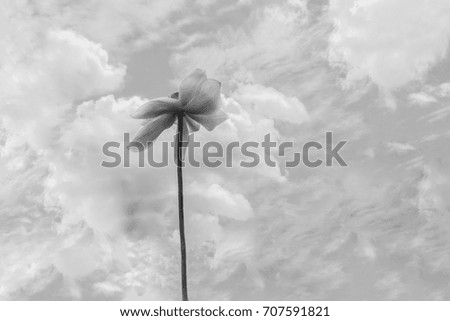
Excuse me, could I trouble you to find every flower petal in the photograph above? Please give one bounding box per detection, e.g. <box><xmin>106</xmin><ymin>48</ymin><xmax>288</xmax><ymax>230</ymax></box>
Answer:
<box><xmin>184</xmin><ymin>79</ymin><xmax>221</xmax><ymax>115</ymax></box>
<box><xmin>131</xmin><ymin>97</ymin><xmax>182</xmax><ymax>119</ymax></box>
<box><xmin>184</xmin><ymin>115</ymin><xmax>201</xmax><ymax>133</ymax></box>
<box><xmin>179</xmin><ymin>69</ymin><xmax>207</xmax><ymax>106</ymax></box>
<box><xmin>188</xmin><ymin>110</ymin><xmax>228</xmax><ymax>131</ymax></box>
<box><xmin>128</xmin><ymin>114</ymin><xmax>176</xmax><ymax>149</ymax></box>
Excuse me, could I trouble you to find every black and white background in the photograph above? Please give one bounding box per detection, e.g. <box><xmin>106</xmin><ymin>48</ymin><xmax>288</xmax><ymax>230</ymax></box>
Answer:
<box><xmin>1</xmin><ymin>0</ymin><xmax>450</xmax><ymax>300</ymax></box>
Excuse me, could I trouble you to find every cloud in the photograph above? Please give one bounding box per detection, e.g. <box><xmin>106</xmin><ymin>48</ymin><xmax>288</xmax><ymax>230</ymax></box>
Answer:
<box><xmin>0</xmin><ymin>27</ymin><xmax>125</xmax><ymax>150</ymax></box>
<box><xmin>409</xmin><ymin>92</ymin><xmax>437</xmax><ymax>106</ymax></box>
<box><xmin>26</xmin><ymin>0</ymin><xmax>187</xmax><ymax>54</ymax></box>
<box><xmin>44</xmin><ymin>96</ymin><xmax>145</xmax><ymax>235</ymax></box>
<box><xmin>170</xmin><ymin>1</ymin><xmax>319</xmax><ymax>91</ymax></box>
<box><xmin>187</xmin><ymin>182</ymin><xmax>254</xmax><ymax>221</ymax></box>
<box><xmin>417</xmin><ymin>161</ymin><xmax>450</xmax><ymax>217</ymax></box>
<box><xmin>0</xmin><ymin>5</ymin><xmax>133</xmax><ymax>298</ymax></box>
<box><xmin>386</xmin><ymin>142</ymin><xmax>416</xmax><ymax>155</ymax></box>
<box><xmin>233</xmin><ymin>84</ymin><xmax>310</xmax><ymax>124</ymax></box>
<box><xmin>421</xmin><ymin>107</ymin><xmax>450</xmax><ymax>123</ymax></box>
<box><xmin>329</xmin><ymin>0</ymin><xmax>450</xmax><ymax>89</ymax></box>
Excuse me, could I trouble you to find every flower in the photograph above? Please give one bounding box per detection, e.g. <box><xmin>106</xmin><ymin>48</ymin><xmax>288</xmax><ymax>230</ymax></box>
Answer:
<box><xmin>127</xmin><ymin>69</ymin><xmax>227</xmax><ymax>300</ymax></box>
<box><xmin>129</xmin><ymin>69</ymin><xmax>227</xmax><ymax>149</ymax></box>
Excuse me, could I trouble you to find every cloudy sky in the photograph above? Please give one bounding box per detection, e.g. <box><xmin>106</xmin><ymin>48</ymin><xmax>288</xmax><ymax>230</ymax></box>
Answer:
<box><xmin>1</xmin><ymin>0</ymin><xmax>450</xmax><ymax>300</ymax></box>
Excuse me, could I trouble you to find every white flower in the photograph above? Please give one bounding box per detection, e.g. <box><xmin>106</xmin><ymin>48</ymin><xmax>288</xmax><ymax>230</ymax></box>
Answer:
<box><xmin>129</xmin><ymin>69</ymin><xmax>227</xmax><ymax>148</ymax></box>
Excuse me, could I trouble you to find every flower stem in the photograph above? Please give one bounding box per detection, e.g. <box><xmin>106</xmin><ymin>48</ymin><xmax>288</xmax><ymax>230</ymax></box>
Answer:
<box><xmin>176</xmin><ymin>112</ymin><xmax>188</xmax><ymax>301</ymax></box>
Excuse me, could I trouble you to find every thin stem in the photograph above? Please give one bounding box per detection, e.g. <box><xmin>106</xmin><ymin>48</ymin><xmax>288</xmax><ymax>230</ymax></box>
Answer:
<box><xmin>176</xmin><ymin>112</ymin><xmax>188</xmax><ymax>301</ymax></box>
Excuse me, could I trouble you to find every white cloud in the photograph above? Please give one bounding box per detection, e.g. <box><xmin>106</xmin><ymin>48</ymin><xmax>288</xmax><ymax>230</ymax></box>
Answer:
<box><xmin>329</xmin><ymin>0</ymin><xmax>450</xmax><ymax>89</ymax></box>
<box><xmin>27</xmin><ymin>0</ymin><xmax>187</xmax><ymax>54</ymax></box>
<box><xmin>417</xmin><ymin>162</ymin><xmax>450</xmax><ymax>216</ymax></box>
<box><xmin>44</xmin><ymin>96</ymin><xmax>144</xmax><ymax>235</ymax></box>
<box><xmin>422</xmin><ymin>107</ymin><xmax>450</xmax><ymax>123</ymax></box>
<box><xmin>386</xmin><ymin>142</ymin><xmax>416</xmax><ymax>155</ymax></box>
<box><xmin>0</xmin><ymin>27</ymin><xmax>125</xmax><ymax>150</ymax></box>
<box><xmin>436</xmin><ymin>83</ymin><xmax>450</xmax><ymax>97</ymax></box>
<box><xmin>171</xmin><ymin>2</ymin><xmax>315</xmax><ymax>90</ymax></box>
<box><xmin>233</xmin><ymin>84</ymin><xmax>309</xmax><ymax>124</ymax></box>
<box><xmin>187</xmin><ymin>182</ymin><xmax>254</xmax><ymax>221</ymax></box>
<box><xmin>409</xmin><ymin>92</ymin><xmax>437</xmax><ymax>106</ymax></box>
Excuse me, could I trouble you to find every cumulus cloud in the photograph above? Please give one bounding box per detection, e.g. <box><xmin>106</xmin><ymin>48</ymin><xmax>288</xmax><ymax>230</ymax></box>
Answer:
<box><xmin>0</xmin><ymin>27</ymin><xmax>125</xmax><ymax>150</ymax></box>
<box><xmin>329</xmin><ymin>0</ymin><xmax>450</xmax><ymax>89</ymax></box>
<box><xmin>0</xmin><ymin>5</ymin><xmax>126</xmax><ymax>296</ymax></box>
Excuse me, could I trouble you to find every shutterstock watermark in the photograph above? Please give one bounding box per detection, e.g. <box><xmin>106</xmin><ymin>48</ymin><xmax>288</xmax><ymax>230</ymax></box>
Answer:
<box><xmin>101</xmin><ymin>132</ymin><xmax>348</xmax><ymax>168</ymax></box>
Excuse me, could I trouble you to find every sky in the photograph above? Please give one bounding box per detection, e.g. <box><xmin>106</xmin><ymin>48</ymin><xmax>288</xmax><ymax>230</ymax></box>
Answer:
<box><xmin>1</xmin><ymin>0</ymin><xmax>450</xmax><ymax>300</ymax></box>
